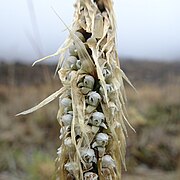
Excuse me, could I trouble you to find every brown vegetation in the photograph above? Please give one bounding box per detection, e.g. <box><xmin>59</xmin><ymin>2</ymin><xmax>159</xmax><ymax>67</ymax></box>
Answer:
<box><xmin>0</xmin><ymin>60</ymin><xmax>180</xmax><ymax>179</ymax></box>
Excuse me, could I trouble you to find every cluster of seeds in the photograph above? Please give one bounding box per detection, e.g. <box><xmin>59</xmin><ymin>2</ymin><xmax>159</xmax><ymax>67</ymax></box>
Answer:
<box><xmin>17</xmin><ymin>0</ymin><xmax>132</xmax><ymax>180</ymax></box>
<box><xmin>55</xmin><ymin>0</ymin><xmax>130</xmax><ymax>179</ymax></box>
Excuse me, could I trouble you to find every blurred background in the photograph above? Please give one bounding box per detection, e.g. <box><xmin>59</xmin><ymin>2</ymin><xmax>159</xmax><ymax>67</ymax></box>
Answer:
<box><xmin>0</xmin><ymin>0</ymin><xmax>180</xmax><ymax>179</ymax></box>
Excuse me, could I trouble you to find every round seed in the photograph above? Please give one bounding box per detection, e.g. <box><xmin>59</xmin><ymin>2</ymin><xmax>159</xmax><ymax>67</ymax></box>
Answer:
<box><xmin>86</xmin><ymin>91</ymin><xmax>101</xmax><ymax>107</ymax></box>
<box><xmin>61</xmin><ymin>114</ymin><xmax>73</xmax><ymax>126</ymax></box>
<box><xmin>69</xmin><ymin>45</ymin><xmax>78</xmax><ymax>56</ymax></box>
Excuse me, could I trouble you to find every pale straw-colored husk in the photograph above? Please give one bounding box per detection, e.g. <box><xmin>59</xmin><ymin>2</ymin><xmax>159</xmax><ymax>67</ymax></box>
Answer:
<box><xmin>17</xmin><ymin>0</ymin><xmax>135</xmax><ymax>179</ymax></box>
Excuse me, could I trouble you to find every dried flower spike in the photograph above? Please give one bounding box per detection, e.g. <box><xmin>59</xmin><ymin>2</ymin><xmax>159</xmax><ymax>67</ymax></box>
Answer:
<box><xmin>17</xmin><ymin>0</ymin><xmax>134</xmax><ymax>179</ymax></box>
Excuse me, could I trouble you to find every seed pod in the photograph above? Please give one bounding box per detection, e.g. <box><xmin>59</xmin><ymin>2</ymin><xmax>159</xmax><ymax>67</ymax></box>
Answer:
<box><xmin>89</xmin><ymin>112</ymin><xmax>107</xmax><ymax>129</ymax></box>
<box><xmin>92</xmin><ymin>133</ymin><xmax>109</xmax><ymax>148</ymax></box>
<box><xmin>84</xmin><ymin>75</ymin><xmax>95</xmax><ymax>89</ymax></box>
<box><xmin>99</xmin><ymin>84</ymin><xmax>114</xmax><ymax>101</ymax></box>
<box><xmin>86</xmin><ymin>92</ymin><xmax>102</xmax><ymax>113</ymax></box>
<box><xmin>67</xmin><ymin>56</ymin><xmax>80</xmax><ymax>70</ymax></box>
<box><xmin>102</xmin><ymin>68</ymin><xmax>112</xmax><ymax>79</ymax></box>
<box><xmin>81</xmin><ymin>148</ymin><xmax>97</xmax><ymax>163</ymax></box>
<box><xmin>102</xmin><ymin>155</ymin><xmax>116</xmax><ymax>169</ymax></box>
<box><xmin>81</xmin><ymin>148</ymin><xmax>97</xmax><ymax>170</ymax></box>
<box><xmin>86</xmin><ymin>91</ymin><xmax>101</xmax><ymax>107</ymax></box>
<box><xmin>78</xmin><ymin>75</ymin><xmax>95</xmax><ymax>94</ymax></box>
<box><xmin>78</xmin><ymin>75</ymin><xmax>95</xmax><ymax>89</ymax></box>
<box><xmin>106</xmin><ymin>84</ymin><xmax>114</xmax><ymax>93</ymax></box>
<box><xmin>92</xmin><ymin>133</ymin><xmax>109</xmax><ymax>157</ymax></box>
<box><xmin>67</xmin><ymin>56</ymin><xmax>77</xmax><ymax>67</ymax></box>
<box><xmin>61</xmin><ymin>114</ymin><xmax>73</xmax><ymax>126</ymax></box>
<box><xmin>69</xmin><ymin>44</ymin><xmax>78</xmax><ymax>57</ymax></box>
<box><xmin>60</xmin><ymin>97</ymin><xmax>72</xmax><ymax>106</ymax></box>
<box><xmin>60</xmin><ymin>97</ymin><xmax>72</xmax><ymax>112</ymax></box>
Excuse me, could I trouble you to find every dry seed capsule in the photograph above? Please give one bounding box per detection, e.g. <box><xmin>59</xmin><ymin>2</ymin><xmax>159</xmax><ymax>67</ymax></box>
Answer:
<box><xmin>99</xmin><ymin>84</ymin><xmax>114</xmax><ymax>102</ymax></box>
<box><xmin>78</xmin><ymin>75</ymin><xmax>95</xmax><ymax>89</ymax></box>
<box><xmin>69</xmin><ymin>44</ymin><xmax>78</xmax><ymax>57</ymax></box>
<box><xmin>86</xmin><ymin>91</ymin><xmax>101</xmax><ymax>113</ymax></box>
<box><xmin>81</xmin><ymin>148</ymin><xmax>97</xmax><ymax>170</ymax></box>
<box><xmin>84</xmin><ymin>75</ymin><xmax>95</xmax><ymax>89</ymax></box>
<box><xmin>67</xmin><ymin>56</ymin><xmax>79</xmax><ymax>70</ymax></box>
<box><xmin>61</xmin><ymin>114</ymin><xmax>73</xmax><ymax>126</ymax></box>
<box><xmin>90</xmin><ymin>112</ymin><xmax>104</xmax><ymax>126</ymax></box>
<box><xmin>92</xmin><ymin>133</ymin><xmax>109</xmax><ymax>148</ymax></box>
<box><xmin>102</xmin><ymin>155</ymin><xmax>116</xmax><ymax>169</ymax></box>
<box><xmin>89</xmin><ymin>112</ymin><xmax>107</xmax><ymax>129</ymax></box>
<box><xmin>81</xmin><ymin>148</ymin><xmax>97</xmax><ymax>163</ymax></box>
<box><xmin>86</xmin><ymin>92</ymin><xmax>101</xmax><ymax>107</ymax></box>
<box><xmin>60</xmin><ymin>97</ymin><xmax>72</xmax><ymax>113</ymax></box>
<box><xmin>102</xmin><ymin>68</ymin><xmax>112</xmax><ymax>79</ymax></box>
<box><xmin>106</xmin><ymin>84</ymin><xmax>114</xmax><ymax>93</ymax></box>
<box><xmin>92</xmin><ymin>133</ymin><xmax>109</xmax><ymax>157</ymax></box>
<box><xmin>78</xmin><ymin>75</ymin><xmax>95</xmax><ymax>94</ymax></box>
<box><xmin>60</xmin><ymin>97</ymin><xmax>72</xmax><ymax>107</ymax></box>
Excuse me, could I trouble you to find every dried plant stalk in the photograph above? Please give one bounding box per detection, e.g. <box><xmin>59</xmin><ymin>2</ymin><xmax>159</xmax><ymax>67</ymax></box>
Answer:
<box><xmin>17</xmin><ymin>0</ymin><xmax>134</xmax><ymax>179</ymax></box>
<box><xmin>55</xmin><ymin>0</ymin><xmax>132</xmax><ymax>179</ymax></box>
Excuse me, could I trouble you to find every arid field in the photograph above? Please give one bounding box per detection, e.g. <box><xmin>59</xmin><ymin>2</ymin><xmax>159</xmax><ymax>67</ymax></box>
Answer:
<box><xmin>0</xmin><ymin>60</ymin><xmax>180</xmax><ymax>180</ymax></box>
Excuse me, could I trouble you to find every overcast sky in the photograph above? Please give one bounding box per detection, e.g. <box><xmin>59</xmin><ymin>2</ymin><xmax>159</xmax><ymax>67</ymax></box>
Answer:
<box><xmin>0</xmin><ymin>0</ymin><xmax>180</xmax><ymax>63</ymax></box>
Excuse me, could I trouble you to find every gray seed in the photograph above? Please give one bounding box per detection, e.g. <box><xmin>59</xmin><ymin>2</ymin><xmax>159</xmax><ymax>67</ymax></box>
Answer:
<box><xmin>90</xmin><ymin>112</ymin><xmax>105</xmax><ymax>127</ymax></box>
<box><xmin>84</xmin><ymin>75</ymin><xmax>95</xmax><ymax>89</ymax></box>
<box><xmin>61</xmin><ymin>114</ymin><xmax>73</xmax><ymax>126</ymax></box>
<box><xmin>86</xmin><ymin>91</ymin><xmax>101</xmax><ymax>107</ymax></box>
<box><xmin>69</xmin><ymin>45</ymin><xmax>78</xmax><ymax>56</ymax></box>
<box><xmin>102</xmin><ymin>68</ymin><xmax>111</xmax><ymax>79</ymax></box>
<box><xmin>67</xmin><ymin>56</ymin><xmax>78</xmax><ymax>70</ymax></box>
